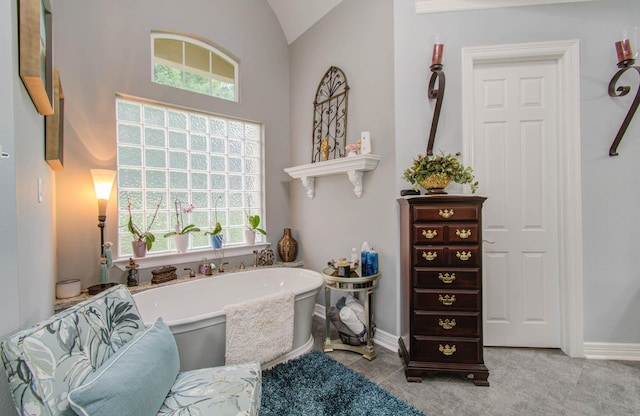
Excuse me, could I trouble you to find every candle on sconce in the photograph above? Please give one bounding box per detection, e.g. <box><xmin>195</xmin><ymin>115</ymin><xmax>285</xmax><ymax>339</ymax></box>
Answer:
<box><xmin>431</xmin><ymin>43</ymin><xmax>444</xmax><ymax>66</ymax></box>
<box><xmin>431</xmin><ymin>34</ymin><xmax>446</xmax><ymax>68</ymax></box>
<box><xmin>615</xmin><ymin>38</ymin><xmax>634</xmax><ymax>65</ymax></box>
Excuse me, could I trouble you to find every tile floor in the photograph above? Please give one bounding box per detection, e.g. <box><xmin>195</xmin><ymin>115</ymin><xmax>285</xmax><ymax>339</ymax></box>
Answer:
<box><xmin>311</xmin><ymin>317</ymin><xmax>640</xmax><ymax>416</ymax></box>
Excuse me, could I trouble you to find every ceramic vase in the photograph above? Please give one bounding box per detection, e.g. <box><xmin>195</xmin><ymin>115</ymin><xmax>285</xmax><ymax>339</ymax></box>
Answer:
<box><xmin>131</xmin><ymin>240</ymin><xmax>147</xmax><ymax>258</ymax></box>
<box><xmin>174</xmin><ymin>234</ymin><xmax>189</xmax><ymax>253</ymax></box>
<box><xmin>244</xmin><ymin>229</ymin><xmax>256</xmax><ymax>245</ymax></box>
<box><xmin>277</xmin><ymin>228</ymin><xmax>298</xmax><ymax>262</ymax></box>
<box><xmin>210</xmin><ymin>234</ymin><xmax>223</xmax><ymax>249</ymax></box>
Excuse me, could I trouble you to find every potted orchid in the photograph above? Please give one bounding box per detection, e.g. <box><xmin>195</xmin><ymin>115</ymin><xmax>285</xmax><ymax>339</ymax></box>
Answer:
<box><xmin>164</xmin><ymin>199</ymin><xmax>200</xmax><ymax>252</ymax></box>
<box><xmin>127</xmin><ymin>197</ymin><xmax>162</xmax><ymax>257</ymax></box>
<box><xmin>204</xmin><ymin>195</ymin><xmax>224</xmax><ymax>248</ymax></box>
<box><xmin>244</xmin><ymin>211</ymin><xmax>266</xmax><ymax>245</ymax></box>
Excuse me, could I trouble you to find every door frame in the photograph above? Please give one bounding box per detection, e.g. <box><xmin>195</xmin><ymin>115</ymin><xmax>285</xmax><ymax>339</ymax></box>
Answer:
<box><xmin>461</xmin><ymin>40</ymin><xmax>584</xmax><ymax>357</ymax></box>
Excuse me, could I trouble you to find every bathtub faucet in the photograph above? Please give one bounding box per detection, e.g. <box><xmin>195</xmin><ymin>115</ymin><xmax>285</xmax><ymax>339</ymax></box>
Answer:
<box><xmin>218</xmin><ymin>262</ymin><xmax>228</xmax><ymax>273</ymax></box>
<box><xmin>252</xmin><ymin>250</ymin><xmax>259</xmax><ymax>267</ymax></box>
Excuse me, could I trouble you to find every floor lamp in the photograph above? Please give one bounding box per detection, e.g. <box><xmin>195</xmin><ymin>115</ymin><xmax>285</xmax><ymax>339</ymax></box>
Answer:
<box><xmin>88</xmin><ymin>169</ymin><xmax>117</xmax><ymax>295</ymax></box>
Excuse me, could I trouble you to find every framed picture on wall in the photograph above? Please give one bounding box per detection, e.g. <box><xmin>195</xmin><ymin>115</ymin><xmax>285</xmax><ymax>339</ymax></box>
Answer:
<box><xmin>19</xmin><ymin>0</ymin><xmax>53</xmax><ymax>115</ymax></box>
<box><xmin>45</xmin><ymin>68</ymin><xmax>63</xmax><ymax>170</ymax></box>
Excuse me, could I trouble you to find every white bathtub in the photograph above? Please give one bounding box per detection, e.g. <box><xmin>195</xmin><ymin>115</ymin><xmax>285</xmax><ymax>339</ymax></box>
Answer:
<box><xmin>133</xmin><ymin>267</ymin><xmax>323</xmax><ymax>371</ymax></box>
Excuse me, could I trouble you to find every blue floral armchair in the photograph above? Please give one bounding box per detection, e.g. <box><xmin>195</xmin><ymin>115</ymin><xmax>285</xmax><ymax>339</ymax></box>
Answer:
<box><xmin>1</xmin><ymin>284</ymin><xmax>261</xmax><ymax>416</ymax></box>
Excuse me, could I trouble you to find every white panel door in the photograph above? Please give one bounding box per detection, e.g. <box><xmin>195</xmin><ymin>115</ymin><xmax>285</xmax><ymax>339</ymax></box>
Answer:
<box><xmin>473</xmin><ymin>60</ymin><xmax>561</xmax><ymax>347</ymax></box>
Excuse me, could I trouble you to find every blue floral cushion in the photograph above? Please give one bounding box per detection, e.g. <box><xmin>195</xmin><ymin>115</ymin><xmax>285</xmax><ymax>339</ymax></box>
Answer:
<box><xmin>68</xmin><ymin>318</ymin><xmax>179</xmax><ymax>416</ymax></box>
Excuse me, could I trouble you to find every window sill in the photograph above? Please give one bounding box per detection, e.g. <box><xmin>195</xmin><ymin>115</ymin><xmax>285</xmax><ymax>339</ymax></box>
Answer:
<box><xmin>113</xmin><ymin>242</ymin><xmax>271</xmax><ymax>270</ymax></box>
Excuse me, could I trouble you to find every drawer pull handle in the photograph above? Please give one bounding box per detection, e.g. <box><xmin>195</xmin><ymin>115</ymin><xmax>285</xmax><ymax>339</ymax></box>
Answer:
<box><xmin>422</xmin><ymin>229</ymin><xmax>437</xmax><ymax>239</ymax></box>
<box><xmin>456</xmin><ymin>229</ymin><xmax>472</xmax><ymax>239</ymax></box>
<box><xmin>438</xmin><ymin>273</ymin><xmax>456</xmax><ymax>284</ymax></box>
<box><xmin>439</xmin><ymin>318</ymin><xmax>457</xmax><ymax>330</ymax></box>
<box><xmin>456</xmin><ymin>251</ymin><xmax>472</xmax><ymax>261</ymax></box>
<box><xmin>439</xmin><ymin>209</ymin><xmax>454</xmax><ymax>219</ymax></box>
<box><xmin>438</xmin><ymin>294</ymin><xmax>456</xmax><ymax>306</ymax></box>
<box><xmin>422</xmin><ymin>251</ymin><xmax>437</xmax><ymax>261</ymax></box>
<box><xmin>439</xmin><ymin>344</ymin><xmax>457</xmax><ymax>356</ymax></box>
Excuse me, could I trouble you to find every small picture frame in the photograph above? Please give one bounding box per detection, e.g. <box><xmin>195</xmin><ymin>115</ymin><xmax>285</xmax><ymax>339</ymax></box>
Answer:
<box><xmin>19</xmin><ymin>0</ymin><xmax>53</xmax><ymax>115</ymax></box>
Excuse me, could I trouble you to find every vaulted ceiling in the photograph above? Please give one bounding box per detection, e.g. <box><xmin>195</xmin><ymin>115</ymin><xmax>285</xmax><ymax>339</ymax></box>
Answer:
<box><xmin>265</xmin><ymin>0</ymin><xmax>343</xmax><ymax>44</ymax></box>
<box><xmin>266</xmin><ymin>0</ymin><xmax>597</xmax><ymax>44</ymax></box>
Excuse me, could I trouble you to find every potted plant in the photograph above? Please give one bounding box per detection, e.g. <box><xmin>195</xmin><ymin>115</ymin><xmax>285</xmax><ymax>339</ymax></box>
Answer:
<box><xmin>127</xmin><ymin>197</ymin><xmax>162</xmax><ymax>257</ymax></box>
<box><xmin>164</xmin><ymin>199</ymin><xmax>200</xmax><ymax>253</ymax></box>
<box><xmin>402</xmin><ymin>152</ymin><xmax>478</xmax><ymax>194</ymax></box>
<box><xmin>204</xmin><ymin>221</ymin><xmax>223</xmax><ymax>249</ymax></box>
<box><xmin>244</xmin><ymin>211</ymin><xmax>266</xmax><ymax>245</ymax></box>
<box><xmin>204</xmin><ymin>195</ymin><xmax>224</xmax><ymax>249</ymax></box>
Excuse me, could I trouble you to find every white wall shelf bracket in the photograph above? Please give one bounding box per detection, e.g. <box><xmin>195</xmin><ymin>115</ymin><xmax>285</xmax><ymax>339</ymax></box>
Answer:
<box><xmin>284</xmin><ymin>154</ymin><xmax>381</xmax><ymax>199</ymax></box>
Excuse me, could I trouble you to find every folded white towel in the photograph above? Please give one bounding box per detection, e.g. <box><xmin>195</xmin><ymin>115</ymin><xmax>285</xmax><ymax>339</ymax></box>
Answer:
<box><xmin>346</xmin><ymin>294</ymin><xmax>367</xmax><ymax>325</ymax></box>
<box><xmin>339</xmin><ymin>306</ymin><xmax>366</xmax><ymax>341</ymax></box>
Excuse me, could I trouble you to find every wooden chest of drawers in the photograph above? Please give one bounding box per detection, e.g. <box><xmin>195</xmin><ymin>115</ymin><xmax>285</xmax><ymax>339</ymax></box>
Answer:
<box><xmin>398</xmin><ymin>195</ymin><xmax>489</xmax><ymax>386</ymax></box>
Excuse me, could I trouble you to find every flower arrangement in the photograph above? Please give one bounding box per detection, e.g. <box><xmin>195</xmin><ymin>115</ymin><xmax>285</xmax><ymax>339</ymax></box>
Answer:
<box><xmin>402</xmin><ymin>152</ymin><xmax>478</xmax><ymax>193</ymax></box>
<box><xmin>345</xmin><ymin>143</ymin><xmax>358</xmax><ymax>153</ymax></box>
<box><xmin>127</xmin><ymin>197</ymin><xmax>162</xmax><ymax>250</ymax></box>
<box><xmin>164</xmin><ymin>199</ymin><xmax>201</xmax><ymax>237</ymax></box>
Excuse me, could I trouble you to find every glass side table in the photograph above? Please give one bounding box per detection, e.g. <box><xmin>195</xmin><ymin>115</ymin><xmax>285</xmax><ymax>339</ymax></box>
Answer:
<box><xmin>321</xmin><ymin>267</ymin><xmax>380</xmax><ymax>360</ymax></box>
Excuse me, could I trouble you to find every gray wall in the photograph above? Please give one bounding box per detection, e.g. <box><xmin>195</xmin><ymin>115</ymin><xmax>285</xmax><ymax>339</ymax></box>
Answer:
<box><xmin>289</xmin><ymin>0</ymin><xmax>397</xmax><ymax>333</ymax></box>
<box><xmin>394</xmin><ymin>0</ymin><xmax>640</xmax><ymax>343</ymax></box>
<box><xmin>0</xmin><ymin>0</ymin><xmax>57</xmax><ymax>413</ymax></box>
<box><xmin>52</xmin><ymin>0</ymin><xmax>290</xmax><ymax>288</ymax></box>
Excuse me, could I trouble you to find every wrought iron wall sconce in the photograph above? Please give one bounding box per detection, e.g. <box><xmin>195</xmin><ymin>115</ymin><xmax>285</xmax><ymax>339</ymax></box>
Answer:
<box><xmin>427</xmin><ymin>36</ymin><xmax>446</xmax><ymax>155</ymax></box>
<box><xmin>608</xmin><ymin>29</ymin><xmax>640</xmax><ymax>156</ymax></box>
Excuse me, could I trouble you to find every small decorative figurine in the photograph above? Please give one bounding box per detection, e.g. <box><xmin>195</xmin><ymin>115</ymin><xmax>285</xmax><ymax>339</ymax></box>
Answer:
<box><xmin>98</xmin><ymin>257</ymin><xmax>109</xmax><ymax>285</ymax></box>
<box><xmin>126</xmin><ymin>258</ymin><xmax>139</xmax><ymax>287</ymax></box>
<box><xmin>321</xmin><ymin>137</ymin><xmax>329</xmax><ymax>161</ymax></box>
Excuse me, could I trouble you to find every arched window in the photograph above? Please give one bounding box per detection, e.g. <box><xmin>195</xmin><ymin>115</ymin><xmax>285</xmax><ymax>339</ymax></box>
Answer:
<box><xmin>151</xmin><ymin>32</ymin><xmax>239</xmax><ymax>102</ymax></box>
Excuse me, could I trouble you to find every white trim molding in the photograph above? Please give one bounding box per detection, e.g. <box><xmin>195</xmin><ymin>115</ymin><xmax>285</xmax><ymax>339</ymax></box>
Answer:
<box><xmin>584</xmin><ymin>342</ymin><xmax>640</xmax><ymax>361</ymax></box>
<box><xmin>462</xmin><ymin>40</ymin><xmax>584</xmax><ymax>358</ymax></box>
<box><xmin>415</xmin><ymin>0</ymin><xmax>598</xmax><ymax>14</ymax></box>
<box><xmin>314</xmin><ymin>304</ymin><xmax>398</xmax><ymax>352</ymax></box>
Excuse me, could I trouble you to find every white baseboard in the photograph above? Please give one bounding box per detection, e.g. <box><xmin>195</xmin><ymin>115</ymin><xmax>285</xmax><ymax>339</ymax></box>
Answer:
<box><xmin>314</xmin><ymin>304</ymin><xmax>398</xmax><ymax>353</ymax></box>
<box><xmin>583</xmin><ymin>342</ymin><xmax>640</xmax><ymax>361</ymax></box>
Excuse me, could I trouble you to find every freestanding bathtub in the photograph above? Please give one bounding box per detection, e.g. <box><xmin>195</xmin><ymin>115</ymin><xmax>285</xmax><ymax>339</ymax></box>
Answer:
<box><xmin>133</xmin><ymin>267</ymin><xmax>323</xmax><ymax>371</ymax></box>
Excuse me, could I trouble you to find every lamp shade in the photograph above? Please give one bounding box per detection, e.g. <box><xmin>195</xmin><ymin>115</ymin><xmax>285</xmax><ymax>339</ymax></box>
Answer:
<box><xmin>91</xmin><ymin>169</ymin><xmax>116</xmax><ymax>219</ymax></box>
<box><xmin>90</xmin><ymin>169</ymin><xmax>116</xmax><ymax>200</ymax></box>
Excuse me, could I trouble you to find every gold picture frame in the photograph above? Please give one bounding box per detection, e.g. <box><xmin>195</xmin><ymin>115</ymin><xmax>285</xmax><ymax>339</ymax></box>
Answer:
<box><xmin>45</xmin><ymin>68</ymin><xmax>63</xmax><ymax>170</ymax></box>
<box><xmin>19</xmin><ymin>0</ymin><xmax>53</xmax><ymax>115</ymax></box>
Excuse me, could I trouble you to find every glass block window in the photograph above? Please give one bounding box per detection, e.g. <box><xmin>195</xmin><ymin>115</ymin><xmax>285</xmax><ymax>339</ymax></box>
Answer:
<box><xmin>152</xmin><ymin>32</ymin><xmax>238</xmax><ymax>102</ymax></box>
<box><xmin>116</xmin><ymin>97</ymin><xmax>263</xmax><ymax>257</ymax></box>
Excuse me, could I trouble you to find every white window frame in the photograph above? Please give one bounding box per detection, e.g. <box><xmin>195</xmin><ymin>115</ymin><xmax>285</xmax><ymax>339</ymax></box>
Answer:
<box><xmin>113</xmin><ymin>94</ymin><xmax>267</xmax><ymax>270</ymax></box>
<box><xmin>151</xmin><ymin>31</ymin><xmax>240</xmax><ymax>102</ymax></box>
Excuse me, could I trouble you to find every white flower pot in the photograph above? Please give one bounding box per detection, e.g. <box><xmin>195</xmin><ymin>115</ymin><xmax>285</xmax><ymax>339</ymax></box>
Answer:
<box><xmin>174</xmin><ymin>234</ymin><xmax>189</xmax><ymax>253</ymax></box>
<box><xmin>244</xmin><ymin>229</ymin><xmax>256</xmax><ymax>245</ymax></box>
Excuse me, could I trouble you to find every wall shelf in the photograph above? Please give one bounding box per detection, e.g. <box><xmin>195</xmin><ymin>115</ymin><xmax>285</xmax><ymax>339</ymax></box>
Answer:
<box><xmin>284</xmin><ymin>154</ymin><xmax>381</xmax><ymax>199</ymax></box>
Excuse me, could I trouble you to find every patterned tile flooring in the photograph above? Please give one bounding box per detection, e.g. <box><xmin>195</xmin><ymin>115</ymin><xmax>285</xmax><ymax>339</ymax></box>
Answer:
<box><xmin>311</xmin><ymin>317</ymin><xmax>640</xmax><ymax>416</ymax></box>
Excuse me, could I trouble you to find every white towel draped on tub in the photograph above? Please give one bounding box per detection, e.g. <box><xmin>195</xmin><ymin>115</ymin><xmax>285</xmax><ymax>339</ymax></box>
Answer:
<box><xmin>224</xmin><ymin>290</ymin><xmax>295</xmax><ymax>365</ymax></box>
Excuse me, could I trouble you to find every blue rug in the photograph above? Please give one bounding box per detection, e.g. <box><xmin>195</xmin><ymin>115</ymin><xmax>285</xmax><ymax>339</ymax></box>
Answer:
<box><xmin>260</xmin><ymin>350</ymin><xmax>424</xmax><ymax>416</ymax></box>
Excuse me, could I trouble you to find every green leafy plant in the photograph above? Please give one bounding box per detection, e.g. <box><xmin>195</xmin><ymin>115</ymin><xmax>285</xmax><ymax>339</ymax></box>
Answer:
<box><xmin>163</xmin><ymin>199</ymin><xmax>201</xmax><ymax>237</ymax></box>
<box><xmin>402</xmin><ymin>152</ymin><xmax>478</xmax><ymax>193</ymax></box>
<box><xmin>204</xmin><ymin>221</ymin><xmax>222</xmax><ymax>236</ymax></box>
<box><xmin>246</xmin><ymin>212</ymin><xmax>266</xmax><ymax>235</ymax></box>
<box><xmin>204</xmin><ymin>195</ymin><xmax>223</xmax><ymax>236</ymax></box>
<box><xmin>127</xmin><ymin>197</ymin><xmax>161</xmax><ymax>250</ymax></box>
